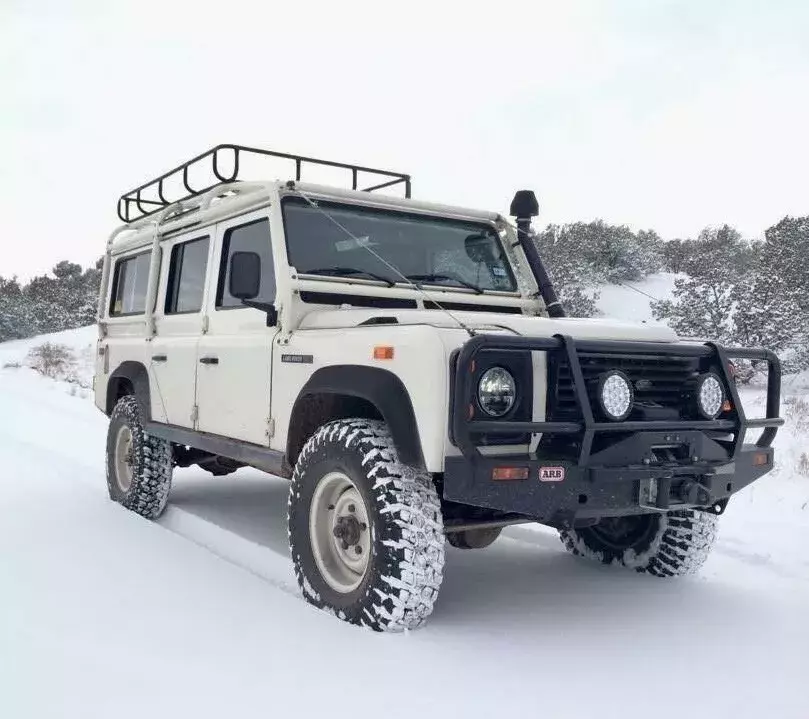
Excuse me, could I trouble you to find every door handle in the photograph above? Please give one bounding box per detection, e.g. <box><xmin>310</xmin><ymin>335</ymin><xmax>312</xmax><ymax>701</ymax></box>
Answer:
<box><xmin>151</xmin><ymin>354</ymin><xmax>168</xmax><ymax>362</ymax></box>
<box><xmin>199</xmin><ymin>356</ymin><xmax>219</xmax><ymax>365</ymax></box>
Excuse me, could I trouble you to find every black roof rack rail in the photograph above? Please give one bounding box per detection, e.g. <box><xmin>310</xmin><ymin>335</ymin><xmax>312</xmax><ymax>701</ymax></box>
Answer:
<box><xmin>117</xmin><ymin>143</ymin><xmax>412</xmax><ymax>223</ymax></box>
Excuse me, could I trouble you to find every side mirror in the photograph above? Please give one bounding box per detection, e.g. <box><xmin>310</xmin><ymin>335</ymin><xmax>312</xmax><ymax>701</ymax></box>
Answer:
<box><xmin>229</xmin><ymin>251</ymin><xmax>261</xmax><ymax>300</ymax></box>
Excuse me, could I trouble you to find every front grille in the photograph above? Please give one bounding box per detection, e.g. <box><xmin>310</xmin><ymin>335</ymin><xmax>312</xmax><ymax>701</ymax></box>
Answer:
<box><xmin>551</xmin><ymin>352</ymin><xmax>700</xmax><ymax>420</ymax></box>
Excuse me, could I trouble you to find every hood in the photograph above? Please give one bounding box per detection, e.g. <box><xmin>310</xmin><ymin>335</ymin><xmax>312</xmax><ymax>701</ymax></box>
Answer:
<box><xmin>297</xmin><ymin>308</ymin><xmax>678</xmax><ymax>342</ymax></box>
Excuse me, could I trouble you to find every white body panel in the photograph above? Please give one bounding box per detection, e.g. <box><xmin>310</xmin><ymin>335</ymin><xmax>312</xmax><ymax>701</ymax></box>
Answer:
<box><xmin>269</xmin><ymin>324</ymin><xmax>460</xmax><ymax>471</ymax></box>
<box><xmin>296</xmin><ymin>308</ymin><xmax>678</xmax><ymax>343</ymax></box>
<box><xmin>195</xmin><ymin>209</ymin><xmax>278</xmax><ymax>445</ymax></box>
<box><xmin>94</xmin><ymin>175</ymin><xmax>684</xmax><ymax>475</ymax></box>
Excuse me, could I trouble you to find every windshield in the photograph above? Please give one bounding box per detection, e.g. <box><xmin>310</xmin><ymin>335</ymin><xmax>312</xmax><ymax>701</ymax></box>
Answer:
<box><xmin>282</xmin><ymin>198</ymin><xmax>517</xmax><ymax>292</ymax></box>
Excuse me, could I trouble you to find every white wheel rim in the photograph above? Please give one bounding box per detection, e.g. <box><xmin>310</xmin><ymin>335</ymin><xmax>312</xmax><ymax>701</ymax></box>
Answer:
<box><xmin>309</xmin><ymin>471</ymin><xmax>371</xmax><ymax>593</ymax></box>
<box><xmin>114</xmin><ymin>425</ymin><xmax>134</xmax><ymax>493</ymax></box>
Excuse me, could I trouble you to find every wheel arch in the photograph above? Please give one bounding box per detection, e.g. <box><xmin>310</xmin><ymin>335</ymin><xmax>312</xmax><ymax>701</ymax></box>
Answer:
<box><xmin>106</xmin><ymin>361</ymin><xmax>151</xmax><ymax>420</ymax></box>
<box><xmin>287</xmin><ymin>365</ymin><xmax>425</xmax><ymax>470</ymax></box>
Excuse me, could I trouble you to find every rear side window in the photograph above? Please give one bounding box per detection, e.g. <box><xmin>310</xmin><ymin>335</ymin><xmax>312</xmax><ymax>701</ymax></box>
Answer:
<box><xmin>216</xmin><ymin>218</ymin><xmax>275</xmax><ymax>308</ymax></box>
<box><xmin>165</xmin><ymin>236</ymin><xmax>210</xmax><ymax>314</ymax></box>
<box><xmin>110</xmin><ymin>251</ymin><xmax>151</xmax><ymax>316</ymax></box>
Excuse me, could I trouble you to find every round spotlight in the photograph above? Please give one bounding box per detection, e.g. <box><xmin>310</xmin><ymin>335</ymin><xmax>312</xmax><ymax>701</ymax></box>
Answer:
<box><xmin>477</xmin><ymin>367</ymin><xmax>516</xmax><ymax>417</ymax></box>
<box><xmin>697</xmin><ymin>373</ymin><xmax>724</xmax><ymax>419</ymax></box>
<box><xmin>598</xmin><ymin>370</ymin><xmax>633</xmax><ymax>421</ymax></box>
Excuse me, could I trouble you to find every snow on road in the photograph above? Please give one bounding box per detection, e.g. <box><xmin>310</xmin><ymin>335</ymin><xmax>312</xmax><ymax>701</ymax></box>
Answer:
<box><xmin>1</xmin><ymin>331</ymin><xmax>808</xmax><ymax>719</ymax></box>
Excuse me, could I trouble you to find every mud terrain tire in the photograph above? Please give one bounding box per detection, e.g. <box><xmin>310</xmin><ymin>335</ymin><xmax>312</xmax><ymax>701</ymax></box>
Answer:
<box><xmin>559</xmin><ymin>509</ymin><xmax>718</xmax><ymax>577</ymax></box>
<box><xmin>106</xmin><ymin>395</ymin><xmax>173</xmax><ymax>519</ymax></box>
<box><xmin>288</xmin><ymin>419</ymin><xmax>444</xmax><ymax>631</ymax></box>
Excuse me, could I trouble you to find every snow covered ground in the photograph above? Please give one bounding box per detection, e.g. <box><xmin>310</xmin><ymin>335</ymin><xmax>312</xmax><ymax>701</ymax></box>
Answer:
<box><xmin>1</xmin><ymin>316</ymin><xmax>808</xmax><ymax>719</ymax></box>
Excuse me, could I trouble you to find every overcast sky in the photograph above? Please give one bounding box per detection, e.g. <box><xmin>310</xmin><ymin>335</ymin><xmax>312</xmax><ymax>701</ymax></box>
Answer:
<box><xmin>2</xmin><ymin>0</ymin><xmax>808</xmax><ymax>279</ymax></box>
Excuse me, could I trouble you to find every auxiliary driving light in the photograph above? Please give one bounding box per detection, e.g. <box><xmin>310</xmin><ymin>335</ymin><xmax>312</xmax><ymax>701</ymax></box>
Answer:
<box><xmin>598</xmin><ymin>370</ymin><xmax>633</xmax><ymax>421</ymax></box>
<box><xmin>477</xmin><ymin>367</ymin><xmax>516</xmax><ymax>417</ymax></box>
<box><xmin>696</xmin><ymin>373</ymin><xmax>725</xmax><ymax>419</ymax></box>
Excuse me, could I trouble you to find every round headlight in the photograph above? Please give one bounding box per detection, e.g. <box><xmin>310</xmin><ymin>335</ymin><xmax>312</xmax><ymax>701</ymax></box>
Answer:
<box><xmin>477</xmin><ymin>367</ymin><xmax>516</xmax><ymax>417</ymax></box>
<box><xmin>697</xmin><ymin>373</ymin><xmax>724</xmax><ymax>419</ymax></box>
<box><xmin>598</xmin><ymin>370</ymin><xmax>633</xmax><ymax>421</ymax></box>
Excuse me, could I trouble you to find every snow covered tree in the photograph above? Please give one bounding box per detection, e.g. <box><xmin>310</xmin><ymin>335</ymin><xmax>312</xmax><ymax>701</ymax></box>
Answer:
<box><xmin>0</xmin><ymin>259</ymin><xmax>102</xmax><ymax>342</ymax></box>
<box><xmin>534</xmin><ymin>225</ymin><xmax>600</xmax><ymax>317</ymax></box>
<box><xmin>650</xmin><ymin>225</ymin><xmax>746</xmax><ymax>342</ymax></box>
<box><xmin>745</xmin><ymin>215</ymin><xmax>809</xmax><ymax>368</ymax></box>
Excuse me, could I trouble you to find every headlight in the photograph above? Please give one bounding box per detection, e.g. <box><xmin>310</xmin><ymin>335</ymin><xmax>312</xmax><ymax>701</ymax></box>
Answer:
<box><xmin>697</xmin><ymin>373</ymin><xmax>724</xmax><ymax>419</ymax></box>
<box><xmin>598</xmin><ymin>370</ymin><xmax>633</xmax><ymax>421</ymax></box>
<box><xmin>477</xmin><ymin>367</ymin><xmax>516</xmax><ymax>417</ymax></box>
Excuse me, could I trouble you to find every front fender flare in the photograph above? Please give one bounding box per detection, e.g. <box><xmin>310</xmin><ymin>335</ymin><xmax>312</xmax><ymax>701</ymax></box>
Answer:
<box><xmin>290</xmin><ymin>365</ymin><xmax>425</xmax><ymax>469</ymax></box>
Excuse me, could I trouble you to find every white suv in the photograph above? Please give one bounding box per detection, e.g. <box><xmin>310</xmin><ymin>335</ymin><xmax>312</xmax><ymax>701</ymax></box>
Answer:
<box><xmin>95</xmin><ymin>144</ymin><xmax>783</xmax><ymax>631</ymax></box>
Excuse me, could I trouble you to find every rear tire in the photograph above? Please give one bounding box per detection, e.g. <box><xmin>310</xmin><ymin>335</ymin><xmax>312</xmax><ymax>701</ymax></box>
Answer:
<box><xmin>288</xmin><ymin>419</ymin><xmax>445</xmax><ymax>632</ymax></box>
<box><xmin>106</xmin><ymin>396</ymin><xmax>173</xmax><ymax>519</ymax></box>
<box><xmin>559</xmin><ymin>510</ymin><xmax>718</xmax><ymax>577</ymax></box>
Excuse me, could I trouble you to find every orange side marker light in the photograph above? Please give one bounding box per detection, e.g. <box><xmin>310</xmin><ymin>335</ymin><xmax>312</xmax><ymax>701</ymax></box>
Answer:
<box><xmin>752</xmin><ymin>452</ymin><xmax>769</xmax><ymax>467</ymax></box>
<box><xmin>492</xmin><ymin>467</ymin><xmax>530</xmax><ymax>481</ymax></box>
<box><xmin>373</xmin><ymin>345</ymin><xmax>394</xmax><ymax>360</ymax></box>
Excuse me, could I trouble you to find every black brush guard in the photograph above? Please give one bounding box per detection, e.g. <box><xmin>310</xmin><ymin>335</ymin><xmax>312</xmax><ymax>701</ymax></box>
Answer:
<box><xmin>445</xmin><ymin>334</ymin><xmax>784</xmax><ymax>523</ymax></box>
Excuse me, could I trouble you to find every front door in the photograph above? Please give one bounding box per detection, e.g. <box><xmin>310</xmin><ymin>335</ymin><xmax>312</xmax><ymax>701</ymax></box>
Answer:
<box><xmin>150</xmin><ymin>232</ymin><xmax>213</xmax><ymax>427</ymax></box>
<box><xmin>195</xmin><ymin>210</ymin><xmax>277</xmax><ymax>445</ymax></box>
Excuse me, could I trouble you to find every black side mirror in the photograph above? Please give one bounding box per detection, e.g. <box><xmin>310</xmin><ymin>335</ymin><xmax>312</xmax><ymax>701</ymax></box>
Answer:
<box><xmin>229</xmin><ymin>251</ymin><xmax>261</xmax><ymax>300</ymax></box>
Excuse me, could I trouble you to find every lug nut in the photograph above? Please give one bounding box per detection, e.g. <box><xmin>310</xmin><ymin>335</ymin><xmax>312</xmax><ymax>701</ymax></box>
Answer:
<box><xmin>354</xmin><ymin>546</ymin><xmax>362</xmax><ymax>555</ymax></box>
<box><xmin>348</xmin><ymin>504</ymin><xmax>356</xmax><ymax>513</ymax></box>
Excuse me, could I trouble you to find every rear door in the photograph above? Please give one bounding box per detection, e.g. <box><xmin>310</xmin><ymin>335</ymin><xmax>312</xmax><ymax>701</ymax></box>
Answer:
<box><xmin>195</xmin><ymin>210</ymin><xmax>277</xmax><ymax>444</ymax></box>
<box><xmin>150</xmin><ymin>232</ymin><xmax>212</xmax><ymax>428</ymax></box>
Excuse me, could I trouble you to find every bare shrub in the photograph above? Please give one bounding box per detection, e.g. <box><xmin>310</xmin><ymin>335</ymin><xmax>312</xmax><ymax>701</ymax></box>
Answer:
<box><xmin>26</xmin><ymin>342</ymin><xmax>78</xmax><ymax>380</ymax></box>
<box><xmin>785</xmin><ymin>396</ymin><xmax>809</xmax><ymax>435</ymax></box>
<box><xmin>798</xmin><ymin>454</ymin><xmax>809</xmax><ymax>478</ymax></box>
<box><xmin>2</xmin><ymin>361</ymin><xmax>21</xmax><ymax>369</ymax></box>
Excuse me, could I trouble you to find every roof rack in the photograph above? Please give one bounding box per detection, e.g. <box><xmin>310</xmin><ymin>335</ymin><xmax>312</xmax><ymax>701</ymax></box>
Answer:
<box><xmin>117</xmin><ymin>143</ymin><xmax>412</xmax><ymax>223</ymax></box>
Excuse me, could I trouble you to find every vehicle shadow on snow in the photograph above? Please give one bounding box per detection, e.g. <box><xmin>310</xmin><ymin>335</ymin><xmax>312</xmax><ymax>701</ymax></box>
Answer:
<box><xmin>168</xmin><ymin>467</ymin><xmax>292</xmax><ymax>555</ymax></box>
<box><xmin>167</xmin><ymin>467</ymin><xmax>755</xmax><ymax>634</ymax></box>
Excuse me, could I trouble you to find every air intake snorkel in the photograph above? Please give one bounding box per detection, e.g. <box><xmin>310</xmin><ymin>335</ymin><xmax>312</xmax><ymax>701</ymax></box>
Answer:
<box><xmin>510</xmin><ymin>190</ymin><xmax>566</xmax><ymax>318</ymax></box>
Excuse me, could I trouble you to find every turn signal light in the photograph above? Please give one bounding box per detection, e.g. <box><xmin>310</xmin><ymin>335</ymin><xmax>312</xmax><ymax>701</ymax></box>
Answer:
<box><xmin>752</xmin><ymin>452</ymin><xmax>769</xmax><ymax>467</ymax></box>
<box><xmin>373</xmin><ymin>345</ymin><xmax>394</xmax><ymax>360</ymax></box>
<box><xmin>722</xmin><ymin>400</ymin><xmax>733</xmax><ymax>412</ymax></box>
<box><xmin>492</xmin><ymin>467</ymin><xmax>530</xmax><ymax>481</ymax></box>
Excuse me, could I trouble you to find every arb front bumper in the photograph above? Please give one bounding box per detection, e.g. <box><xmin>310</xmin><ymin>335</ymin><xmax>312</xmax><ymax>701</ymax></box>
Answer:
<box><xmin>445</xmin><ymin>334</ymin><xmax>784</xmax><ymax>525</ymax></box>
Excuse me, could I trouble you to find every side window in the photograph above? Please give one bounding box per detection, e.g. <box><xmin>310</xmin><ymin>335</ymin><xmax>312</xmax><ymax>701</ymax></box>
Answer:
<box><xmin>165</xmin><ymin>236</ymin><xmax>210</xmax><ymax>314</ymax></box>
<box><xmin>110</xmin><ymin>251</ymin><xmax>151</xmax><ymax>316</ymax></box>
<box><xmin>216</xmin><ymin>218</ymin><xmax>275</xmax><ymax>309</ymax></box>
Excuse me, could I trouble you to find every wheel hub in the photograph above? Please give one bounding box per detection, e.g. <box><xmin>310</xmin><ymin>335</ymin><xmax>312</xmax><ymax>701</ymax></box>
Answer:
<box><xmin>309</xmin><ymin>472</ymin><xmax>371</xmax><ymax>593</ymax></box>
<box><xmin>113</xmin><ymin>425</ymin><xmax>135</xmax><ymax>493</ymax></box>
<box><xmin>332</xmin><ymin>515</ymin><xmax>363</xmax><ymax>548</ymax></box>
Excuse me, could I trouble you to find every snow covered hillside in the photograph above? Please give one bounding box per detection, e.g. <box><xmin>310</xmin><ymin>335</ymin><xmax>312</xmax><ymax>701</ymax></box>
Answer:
<box><xmin>1</xmin><ymin>307</ymin><xmax>808</xmax><ymax>718</ymax></box>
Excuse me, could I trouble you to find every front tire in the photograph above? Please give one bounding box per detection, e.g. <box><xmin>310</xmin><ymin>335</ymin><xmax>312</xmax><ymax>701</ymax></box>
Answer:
<box><xmin>288</xmin><ymin>419</ymin><xmax>445</xmax><ymax>632</ymax></box>
<box><xmin>559</xmin><ymin>510</ymin><xmax>718</xmax><ymax>577</ymax></box>
<box><xmin>106</xmin><ymin>396</ymin><xmax>173</xmax><ymax>519</ymax></box>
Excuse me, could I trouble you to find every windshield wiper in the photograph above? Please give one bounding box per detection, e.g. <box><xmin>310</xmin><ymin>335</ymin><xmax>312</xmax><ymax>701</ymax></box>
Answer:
<box><xmin>404</xmin><ymin>273</ymin><xmax>484</xmax><ymax>294</ymax></box>
<box><xmin>304</xmin><ymin>267</ymin><xmax>395</xmax><ymax>287</ymax></box>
